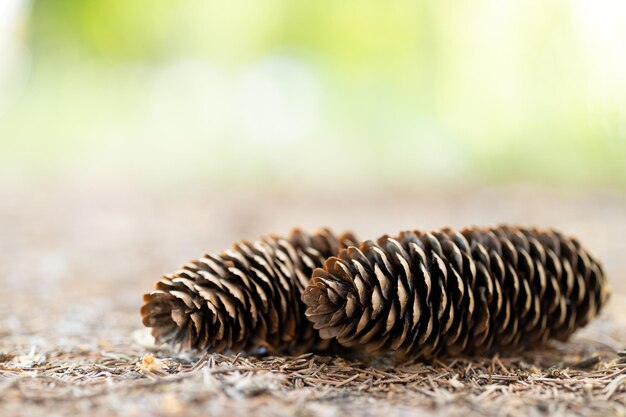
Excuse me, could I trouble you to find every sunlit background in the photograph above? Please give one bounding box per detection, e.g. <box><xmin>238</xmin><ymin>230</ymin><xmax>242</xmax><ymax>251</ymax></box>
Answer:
<box><xmin>1</xmin><ymin>0</ymin><xmax>625</xmax><ymax>191</ymax></box>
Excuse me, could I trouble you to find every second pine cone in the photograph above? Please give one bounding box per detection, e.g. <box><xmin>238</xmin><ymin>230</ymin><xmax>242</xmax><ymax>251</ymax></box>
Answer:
<box><xmin>142</xmin><ymin>228</ymin><xmax>358</xmax><ymax>355</ymax></box>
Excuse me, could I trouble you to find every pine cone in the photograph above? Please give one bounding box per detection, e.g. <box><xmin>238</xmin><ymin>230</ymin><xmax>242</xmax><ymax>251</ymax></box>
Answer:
<box><xmin>141</xmin><ymin>228</ymin><xmax>358</xmax><ymax>354</ymax></box>
<box><xmin>302</xmin><ymin>226</ymin><xmax>610</xmax><ymax>359</ymax></box>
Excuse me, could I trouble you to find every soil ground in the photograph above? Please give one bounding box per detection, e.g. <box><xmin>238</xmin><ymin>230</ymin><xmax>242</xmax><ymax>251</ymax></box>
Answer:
<box><xmin>1</xmin><ymin>184</ymin><xmax>625</xmax><ymax>417</ymax></box>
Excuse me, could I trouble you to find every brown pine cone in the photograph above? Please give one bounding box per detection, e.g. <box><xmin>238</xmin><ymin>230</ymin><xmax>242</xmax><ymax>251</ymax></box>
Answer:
<box><xmin>302</xmin><ymin>226</ymin><xmax>610</xmax><ymax>359</ymax></box>
<box><xmin>142</xmin><ymin>228</ymin><xmax>358</xmax><ymax>354</ymax></box>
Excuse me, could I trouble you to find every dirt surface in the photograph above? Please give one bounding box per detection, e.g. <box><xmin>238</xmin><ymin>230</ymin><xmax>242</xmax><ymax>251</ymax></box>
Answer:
<box><xmin>1</xmin><ymin>183</ymin><xmax>625</xmax><ymax>417</ymax></box>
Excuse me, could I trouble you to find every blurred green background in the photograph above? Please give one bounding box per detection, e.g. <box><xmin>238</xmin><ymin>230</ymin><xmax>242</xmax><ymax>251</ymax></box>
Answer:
<box><xmin>1</xmin><ymin>0</ymin><xmax>625</xmax><ymax>190</ymax></box>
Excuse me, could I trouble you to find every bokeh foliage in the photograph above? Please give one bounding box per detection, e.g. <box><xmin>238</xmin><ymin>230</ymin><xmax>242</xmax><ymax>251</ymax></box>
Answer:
<box><xmin>1</xmin><ymin>0</ymin><xmax>625</xmax><ymax>188</ymax></box>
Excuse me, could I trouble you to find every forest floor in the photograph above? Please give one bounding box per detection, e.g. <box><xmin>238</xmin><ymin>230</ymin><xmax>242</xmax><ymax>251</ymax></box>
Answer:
<box><xmin>1</xmin><ymin>183</ymin><xmax>625</xmax><ymax>417</ymax></box>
